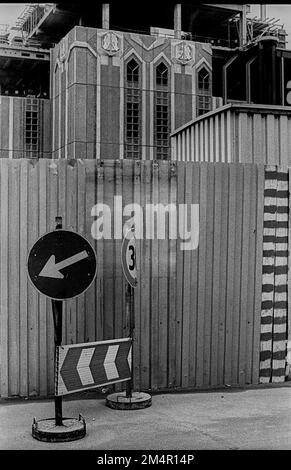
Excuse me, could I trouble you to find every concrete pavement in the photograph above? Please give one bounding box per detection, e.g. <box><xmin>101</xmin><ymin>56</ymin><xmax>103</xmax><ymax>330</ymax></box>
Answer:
<box><xmin>0</xmin><ymin>386</ymin><xmax>290</xmax><ymax>450</ymax></box>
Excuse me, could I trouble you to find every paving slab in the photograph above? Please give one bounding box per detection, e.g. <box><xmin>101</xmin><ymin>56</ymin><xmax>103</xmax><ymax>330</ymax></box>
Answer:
<box><xmin>0</xmin><ymin>386</ymin><xmax>290</xmax><ymax>450</ymax></box>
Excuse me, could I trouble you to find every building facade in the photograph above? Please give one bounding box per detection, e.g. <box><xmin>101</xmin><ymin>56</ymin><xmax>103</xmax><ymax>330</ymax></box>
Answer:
<box><xmin>0</xmin><ymin>95</ymin><xmax>51</xmax><ymax>159</ymax></box>
<box><xmin>0</xmin><ymin>3</ymin><xmax>291</xmax><ymax>162</ymax></box>
<box><xmin>51</xmin><ymin>26</ymin><xmax>213</xmax><ymax>160</ymax></box>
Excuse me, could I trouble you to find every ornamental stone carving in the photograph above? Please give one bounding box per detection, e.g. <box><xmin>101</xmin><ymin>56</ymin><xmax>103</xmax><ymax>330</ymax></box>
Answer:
<box><xmin>175</xmin><ymin>41</ymin><xmax>192</xmax><ymax>64</ymax></box>
<box><xmin>101</xmin><ymin>32</ymin><xmax>120</xmax><ymax>55</ymax></box>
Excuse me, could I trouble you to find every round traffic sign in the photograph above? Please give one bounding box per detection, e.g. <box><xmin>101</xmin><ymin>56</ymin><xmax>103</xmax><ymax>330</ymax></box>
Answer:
<box><xmin>27</xmin><ymin>230</ymin><xmax>97</xmax><ymax>300</ymax></box>
<box><xmin>121</xmin><ymin>228</ymin><xmax>137</xmax><ymax>288</ymax></box>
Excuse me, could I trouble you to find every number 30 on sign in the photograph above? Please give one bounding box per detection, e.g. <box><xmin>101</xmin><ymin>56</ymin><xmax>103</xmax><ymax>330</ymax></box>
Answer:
<box><xmin>121</xmin><ymin>227</ymin><xmax>137</xmax><ymax>288</ymax></box>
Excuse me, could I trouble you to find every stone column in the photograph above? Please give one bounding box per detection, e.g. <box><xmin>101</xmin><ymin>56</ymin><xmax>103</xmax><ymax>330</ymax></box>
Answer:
<box><xmin>239</xmin><ymin>5</ymin><xmax>247</xmax><ymax>46</ymax></box>
<box><xmin>174</xmin><ymin>4</ymin><xmax>182</xmax><ymax>39</ymax></box>
<box><xmin>102</xmin><ymin>3</ymin><xmax>110</xmax><ymax>29</ymax></box>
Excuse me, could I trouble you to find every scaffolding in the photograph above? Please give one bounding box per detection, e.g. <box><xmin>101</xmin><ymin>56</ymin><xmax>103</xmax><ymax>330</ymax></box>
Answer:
<box><xmin>229</xmin><ymin>14</ymin><xmax>287</xmax><ymax>49</ymax></box>
<box><xmin>13</xmin><ymin>4</ymin><xmax>38</xmax><ymax>34</ymax></box>
<box><xmin>13</xmin><ymin>4</ymin><xmax>54</xmax><ymax>38</ymax></box>
<box><xmin>8</xmin><ymin>3</ymin><xmax>289</xmax><ymax>51</ymax></box>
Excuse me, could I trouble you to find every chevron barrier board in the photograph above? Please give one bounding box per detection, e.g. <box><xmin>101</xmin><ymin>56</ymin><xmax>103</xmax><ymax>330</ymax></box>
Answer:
<box><xmin>55</xmin><ymin>338</ymin><xmax>132</xmax><ymax>396</ymax></box>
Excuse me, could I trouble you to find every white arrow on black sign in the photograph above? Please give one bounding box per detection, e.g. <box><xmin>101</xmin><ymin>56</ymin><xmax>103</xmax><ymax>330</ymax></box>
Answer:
<box><xmin>55</xmin><ymin>338</ymin><xmax>132</xmax><ymax>396</ymax></box>
<box><xmin>27</xmin><ymin>229</ymin><xmax>97</xmax><ymax>300</ymax></box>
<box><xmin>39</xmin><ymin>251</ymin><xmax>89</xmax><ymax>279</ymax></box>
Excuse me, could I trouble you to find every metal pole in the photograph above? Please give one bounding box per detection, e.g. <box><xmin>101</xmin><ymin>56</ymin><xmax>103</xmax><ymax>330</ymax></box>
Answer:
<box><xmin>126</xmin><ymin>283</ymin><xmax>134</xmax><ymax>398</ymax></box>
<box><xmin>52</xmin><ymin>299</ymin><xmax>63</xmax><ymax>425</ymax></box>
<box><xmin>260</xmin><ymin>5</ymin><xmax>267</xmax><ymax>21</ymax></box>
<box><xmin>53</xmin><ymin>216</ymin><xmax>63</xmax><ymax>426</ymax></box>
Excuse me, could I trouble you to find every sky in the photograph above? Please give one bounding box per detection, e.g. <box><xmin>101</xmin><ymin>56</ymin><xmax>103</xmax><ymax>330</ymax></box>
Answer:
<box><xmin>0</xmin><ymin>3</ymin><xmax>24</xmax><ymax>27</ymax></box>
<box><xmin>0</xmin><ymin>3</ymin><xmax>291</xmax><ymax>45</ymax></box>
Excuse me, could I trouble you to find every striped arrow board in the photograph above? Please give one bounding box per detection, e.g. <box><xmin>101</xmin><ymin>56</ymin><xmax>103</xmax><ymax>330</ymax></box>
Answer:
<box><xmin>55</xmin><ymin>338</ymin><xmax>132</xmax><ymax>396</ymax></box>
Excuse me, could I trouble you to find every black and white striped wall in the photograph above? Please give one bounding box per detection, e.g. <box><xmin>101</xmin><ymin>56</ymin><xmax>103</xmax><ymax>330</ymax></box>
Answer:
<box><xmin>260</xmin><ymin>166</ymin><xmax>289</xmax><ymax>383</ymax></box>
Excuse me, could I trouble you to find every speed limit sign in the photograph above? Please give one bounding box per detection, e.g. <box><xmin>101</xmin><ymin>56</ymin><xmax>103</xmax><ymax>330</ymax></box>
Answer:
<box><xmin>121</xmin><ymin>227</ymin><xmax>137</xmax><ymax>288</ymax></box>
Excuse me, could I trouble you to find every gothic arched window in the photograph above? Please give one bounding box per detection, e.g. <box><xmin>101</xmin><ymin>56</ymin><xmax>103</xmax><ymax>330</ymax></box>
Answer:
<box><xmin>198</xmin><ymin>67</ymin><xmax>210</xmax><ymax>90</ymax></box>
<box><xmin>125</xmin><ymin>58</ymin><xmax>141</xmax><ymax>159</ymax></box>
<box><xmin>127</xmin><ymin>58</ymin><xmax>139</xmax><ymax>84</ymax></box>
<box><xmin>196</xmin><ymin>66</ymin><xmax>212</xmax><ymax>116</ymax></box>
<box><xmin>156</xmin><ymin>62</ymin><xmax>168</xmax><ymax>86</ymax></box>
<box><xmin>155</xmin><ymin>61</ymin><xmax>170</xmax><ymax>160</ymax></box>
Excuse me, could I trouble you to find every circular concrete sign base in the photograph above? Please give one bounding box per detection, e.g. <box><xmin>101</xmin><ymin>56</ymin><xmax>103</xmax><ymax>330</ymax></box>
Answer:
<box><xmin>106</xmin><ymin>391</ymin><xmax>152</xmax><ymax>410</ymax></box>
<box><xmin>32</xmin><ymin>415</ymin><xmax>86</xmax><ymax>442</ymax></box>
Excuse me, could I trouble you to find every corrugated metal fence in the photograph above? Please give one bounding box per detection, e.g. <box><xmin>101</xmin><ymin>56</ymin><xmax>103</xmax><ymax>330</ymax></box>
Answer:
<box><xmin>0</xmin><ymin>158</ymin><xmax>282</xmax><ymax>398</ymax></box>
<box><xmin>172</xmin><ymin>105</ymin><xmax>291</xmax><ymax>166</ymax></box>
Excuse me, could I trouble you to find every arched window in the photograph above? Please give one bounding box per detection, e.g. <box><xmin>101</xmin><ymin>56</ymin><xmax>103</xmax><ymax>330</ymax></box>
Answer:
<box><xmin>125</xmin><ymin>58</ymin><xmax>141</xmax><ymax>159</ymax></box>
<box><xmin>155</xmin><ymin>61</ymin><xmax>170</xmax><ymax>160</ymax></box>
<box><xmin>198</xmin><ymin>67</ymin><xmax>210</xmax><ymax>91</ymax></box>
<box><xmin>127</xmin><ymin>59</ymin><xmax>139</xmax><ymax>84</ymax></box>
<box><xmin>196</xmin><ymin>66</ymin><xmax>212</xmax><ymax>116</ymax></box>
<box><xmin>156</xmin><ymin>62</ymin><xmax>168</xmax><ymax>86</ymax></box>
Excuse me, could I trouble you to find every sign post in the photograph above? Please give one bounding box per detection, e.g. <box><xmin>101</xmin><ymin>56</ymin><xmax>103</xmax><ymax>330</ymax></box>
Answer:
<box><xmin>52</xmin><ymin>300</ymin><xmax>63</xmax><ymax>425</ymax></box>
<box><xmin>125</xmin><ymin>282</ymin><xmax>134</xmax><ymax>399</ymax></box>
<box><xmin>52</xmin><ymin>217</ymin><xmax>63</xmax><ymax>427</ymax></box>
<box><xmin>28</xmin><ymin>217</ymin><xmax>97</xmax><ymax>442</ymax></box>
<box><xmin>106</xmin><ymin>227</ymin><xmax>152</xmax><ymax>410</ymax></box>
<box><xmin>120</xmin><ymin>226</ymin><xmax>137</xmax><ymax>399</ymax></box>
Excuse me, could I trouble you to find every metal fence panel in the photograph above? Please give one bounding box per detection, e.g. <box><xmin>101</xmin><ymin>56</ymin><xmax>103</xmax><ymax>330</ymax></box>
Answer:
<box><xmin>0</xmin><ymin>159</ymin><xmax>266</xmax><ymax>397</ymax></box>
